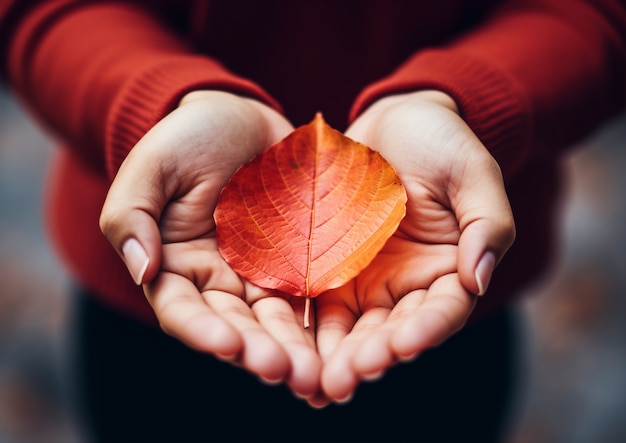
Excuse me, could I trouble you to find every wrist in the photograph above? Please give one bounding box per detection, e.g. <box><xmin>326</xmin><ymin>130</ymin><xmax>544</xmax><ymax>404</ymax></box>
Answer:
<box><xmin>366</xmin><ymin>90</ymin><xmax>459</xmax><ymax>116</ymax></box>
<box><xmin>347</xmin><ymin>89</ymin><xmax>461</xmax><ymax>145</ymax></box>
<box><xmin>411</xmin><ymin>90</ymin><xmax>459</xmax><ymax>113</ymax></box>
<box><xmin>178</xmin><ymin>89</ymin><xmax>241</xmax><ymax>107</ymax></box>
<box><xmin>179</xmin><ymin>89</ymin><xmax>292</xmax><ymax>148</ymax></box>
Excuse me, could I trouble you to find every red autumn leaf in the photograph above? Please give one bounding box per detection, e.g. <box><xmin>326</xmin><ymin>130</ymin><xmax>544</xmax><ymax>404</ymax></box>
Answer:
<box><xmin>214</xmin><ymin>113</ymin><xmax>406</xmax><ymax>306</ymax></box>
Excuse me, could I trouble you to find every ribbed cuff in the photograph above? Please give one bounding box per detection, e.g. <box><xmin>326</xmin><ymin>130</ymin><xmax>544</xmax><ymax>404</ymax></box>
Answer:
<box><xmin>350</xmin><ymin>49</ymin><xmax>532</xmax><ymax>179</ymax></box>
<box><xmin>105</xmin><ymin>55</ymin><xmax>281</xmax><ymax>179</ymax></box>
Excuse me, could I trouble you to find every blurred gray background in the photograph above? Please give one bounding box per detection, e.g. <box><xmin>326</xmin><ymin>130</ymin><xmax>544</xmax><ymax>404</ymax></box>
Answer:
<box><xmin>1</xmin><ymin>87</ymin><xmax>625</xmax><ymax>443</ymax></box>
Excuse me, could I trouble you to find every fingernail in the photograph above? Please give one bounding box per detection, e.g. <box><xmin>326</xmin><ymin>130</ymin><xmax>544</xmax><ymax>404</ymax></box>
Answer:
<box><xmin>122</xmin><ymin>238</ymin><xmax>149</xmax><ymax>285</ymax></box>
<box><xmin>258</xmin><ymin>375</ymin><xmax>282</xmax><ymax>386</ymax></box>
<box><xmin>335</xmin><ymin>392</ymin><xmax>354</xmax><ymax>404</ymax></box>
<box><xmin>475</xmin><ymin>251</ymin><xmax>496</xmax><ymax>296</ymax></box>
<box><xmin>294</xmin><ymin>391</ymin><xmax>309</xmax><ymax>400</ymax></box>
<box><xmin>398</xmin><ymin>352</ymin><xmax>419</xmax><ymax>363</ymax></box>
<box><xmin>361</xmin><ymin>370</ymin><xmax>384</xmax><ymax>382</ymax></box>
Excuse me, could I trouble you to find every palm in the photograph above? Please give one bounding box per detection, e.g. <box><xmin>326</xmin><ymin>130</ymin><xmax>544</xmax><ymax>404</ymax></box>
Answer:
<box><xmin>102</xmin><ymin>90</ymin><xmax>514</xmax><ymax>407</ymax></box>
<box><xmin>102</xmin><ymin>92</ymin><xmax>324</xmax><ymax>402</ymax></box>
<box><xmin>315</xmin><ymin>181</ymin><xmax>474</xmax><ymax>400</ymax></box>
<box><xmin>313</xmin><ymin>91</ymin><xmax>509</xmax><ymax>401</ymax></box>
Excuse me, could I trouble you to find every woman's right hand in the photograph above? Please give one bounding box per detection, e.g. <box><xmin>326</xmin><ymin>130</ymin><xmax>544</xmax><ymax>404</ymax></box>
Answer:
<box><xmin>99</xmin><ymin>91</ymin><xmax>327</xmax><ymax>405</ymax></box>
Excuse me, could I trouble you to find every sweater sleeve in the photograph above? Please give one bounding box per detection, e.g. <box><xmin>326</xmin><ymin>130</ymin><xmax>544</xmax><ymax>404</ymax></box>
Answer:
<box><xmin>0</xmin><ymin>0</ymin><xmax>281</xmax><ymax>179</ymax></box>
<box><xmin>350</xmin><ymin>0</ymin><xmax>626</xmax><ymax>180</ymax></box>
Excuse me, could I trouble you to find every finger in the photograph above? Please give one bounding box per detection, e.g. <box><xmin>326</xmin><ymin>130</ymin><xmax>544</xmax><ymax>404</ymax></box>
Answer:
<box><xmin>319</xmin><ymin>306</ymin><xmax>390</xmax><ymax>403</ymax></box>
<box><xmin>452</xmin><ymin>148</ymin><xmax>516</xmax><ymax>296</ymax></box>
<box><xmin>156</xmin><ymin>240</ymin><xmax>292</xmax><ymax>383</ymax></box>
<box><xmin>351</xmin><ymin>331</ymin><xmax>393</xmax><ymax>382</ymax></box>
<box><xmin>314</xmin><ymin>289</ymin><xmax>359</xmax><ymax>403</ymax></box>
<box><xmin>145</xmin><ymin>272</ymin><xmax>243</xmax><ymax>359</ymax></box>
<box><xmin>252</xmin><ymin>296</ymin><xmax>323</xmax><ymax>399</ymax></box>
<box><xmin>390</xmin><ymin>273</ymin><xmax>476</xmax><ymax>360</ymax></box>
<box><xmin>204</xmin><ymin>291</ymin><xmax>292</xmax><ymax>384</ymax></box>
<box><xmin>100</xmin><ymin>143</ymin><xmax>167</xmax><ymax>285</ymax></box>
<box><xmin>320</xmin><ymin>339</ymin><xmax>358</xmax><ymax>404</ymax></box>
<box><xmin>350</xmin><ymin>291</ymin><xmax>427</xmax><ymax>379</ymax></box>
<box><xmin>305</xmin><ymin>393</ymin><xmax>333</xmax><ymax>409</ymax></box>
<box><xmin>314</xmin><ymin>283</ymin><xmax>361</xmax><ymax>361</ymax></box>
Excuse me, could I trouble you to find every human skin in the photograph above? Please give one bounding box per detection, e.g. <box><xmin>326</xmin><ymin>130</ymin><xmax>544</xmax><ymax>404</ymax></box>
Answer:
<box><xmin>317</xmin><ymin>90</ymin><xmax>515</xmax><ymax>401</ymax></box>
<box><xmin>99</xmin><ymin>89</ymin><xmax>515</xmax><ymax>407</ymax></box>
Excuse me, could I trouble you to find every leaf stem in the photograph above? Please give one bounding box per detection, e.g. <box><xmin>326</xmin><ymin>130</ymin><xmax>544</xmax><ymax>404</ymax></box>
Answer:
<box><xmin>304</xmin><ymin>295</ymin><xmax>311</xmax><ymax>329</ymax></box>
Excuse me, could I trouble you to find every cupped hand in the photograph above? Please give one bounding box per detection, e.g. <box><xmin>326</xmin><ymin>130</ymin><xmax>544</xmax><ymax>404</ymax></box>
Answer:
<box><xmin>314</xmin><ymin>90</ymin><xmax>516</xmax><ymax>402</ymax></box>
<box><xmin>99</xmin><ymin>91</ymin><xmax>324</xmax><ymax>402</ymax></box>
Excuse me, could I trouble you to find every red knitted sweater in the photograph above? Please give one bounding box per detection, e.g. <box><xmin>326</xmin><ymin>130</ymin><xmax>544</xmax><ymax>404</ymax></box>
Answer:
<box><xmin>1</xmin><ymin>0</ymin><xmax>625</xmax><ymax>326</ymax></box>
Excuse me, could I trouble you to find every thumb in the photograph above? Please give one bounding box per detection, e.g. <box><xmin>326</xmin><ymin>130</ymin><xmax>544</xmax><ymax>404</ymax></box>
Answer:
<box><xmin>453</xmin><ymin>150</ymin><xmax>516</xmax><ymax>296</ymax></box>
<box><xmin>99</xmin><ymin>148</ymin><xmax>166</xmax><ymax>286</ymax></box>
